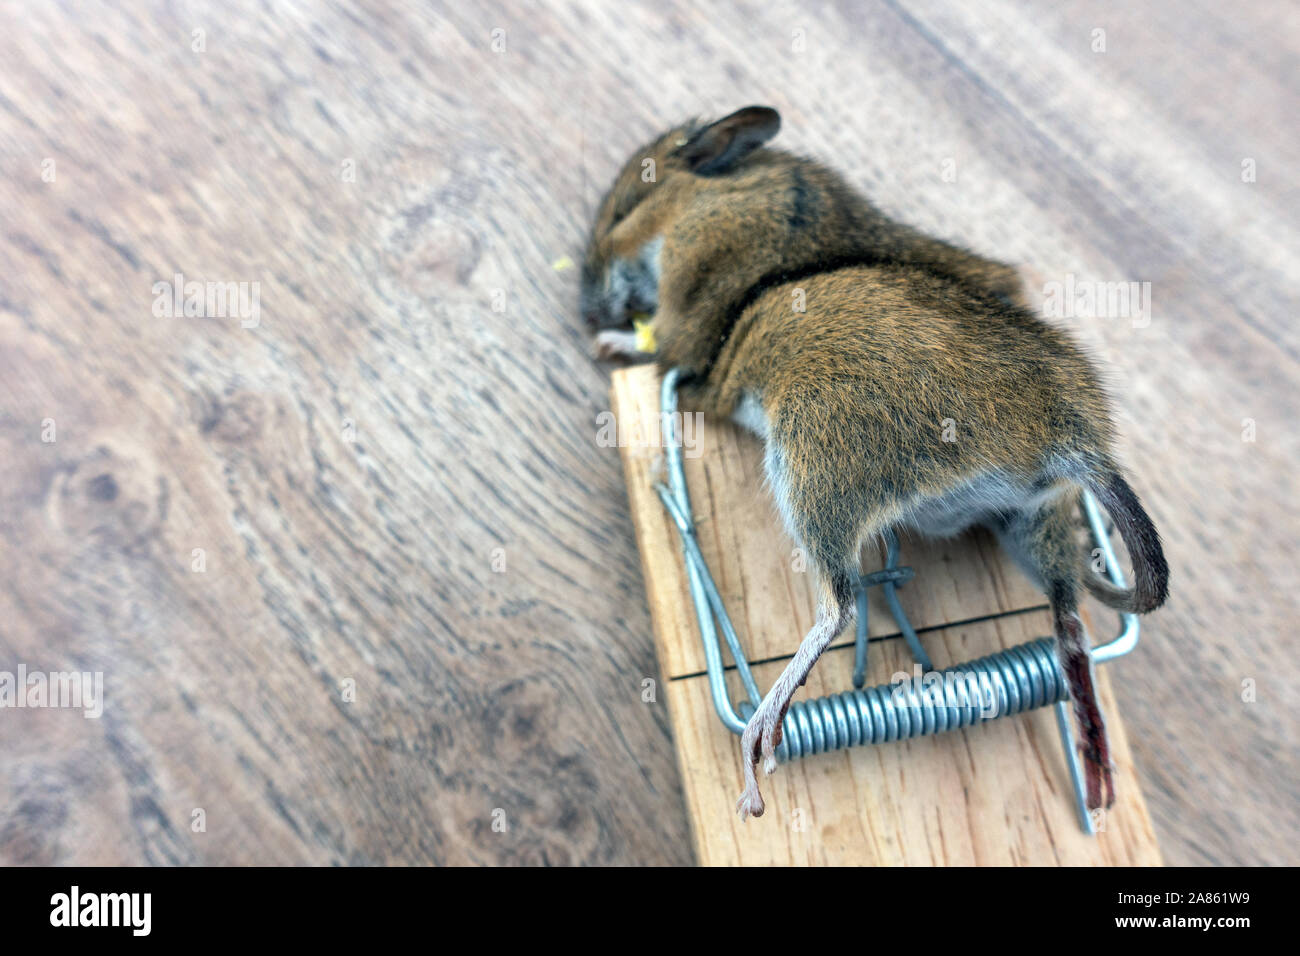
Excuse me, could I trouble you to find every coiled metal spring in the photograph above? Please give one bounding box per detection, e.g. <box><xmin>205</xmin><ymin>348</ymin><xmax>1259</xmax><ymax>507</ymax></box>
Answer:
<box><xmin>763</xmin><ymin>637</ymin><xmax>1066</xmax><ymax>761</ymax></box>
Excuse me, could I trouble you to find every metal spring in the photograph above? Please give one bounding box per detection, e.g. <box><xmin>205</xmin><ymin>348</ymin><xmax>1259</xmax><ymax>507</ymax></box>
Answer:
<box><xmin>765</xmin><ymin>637</ymin><xmax>1067</xmax><ymax>761</ymax></box>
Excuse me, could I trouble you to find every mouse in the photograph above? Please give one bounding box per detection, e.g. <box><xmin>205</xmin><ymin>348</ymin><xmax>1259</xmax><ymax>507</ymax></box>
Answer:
<box><xmin>581</xmin><ymin>105</ymin><xmax>1169</xmax><ymax>821</ymax></box>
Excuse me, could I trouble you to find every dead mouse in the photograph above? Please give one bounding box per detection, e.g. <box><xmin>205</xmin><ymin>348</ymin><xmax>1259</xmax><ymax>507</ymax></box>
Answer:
<box><xmin>581</xmin><ymin>105</ymin><xmax>1169</xmax><ymax>821</ymax></box>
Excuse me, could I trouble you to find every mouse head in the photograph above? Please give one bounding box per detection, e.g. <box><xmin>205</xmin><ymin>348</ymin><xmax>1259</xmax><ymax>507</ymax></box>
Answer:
<box><xmin>579</xmin><ymin>106</ymin><xmax>782</xmax><ymax>329</ymax></box>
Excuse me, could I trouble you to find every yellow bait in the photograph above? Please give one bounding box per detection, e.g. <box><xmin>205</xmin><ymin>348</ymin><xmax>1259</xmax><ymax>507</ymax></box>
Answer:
<box><xmin>632</xmin><ymin>316</ymin><xmax>656</xmax><ymax>353</ymax></box>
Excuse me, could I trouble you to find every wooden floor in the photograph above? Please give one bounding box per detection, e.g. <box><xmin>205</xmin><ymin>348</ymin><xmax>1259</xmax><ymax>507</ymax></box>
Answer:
<box><xmin>0</xmin><ymin>1</ymin><xmax>1296</xmax><ymax>865</ymax></box>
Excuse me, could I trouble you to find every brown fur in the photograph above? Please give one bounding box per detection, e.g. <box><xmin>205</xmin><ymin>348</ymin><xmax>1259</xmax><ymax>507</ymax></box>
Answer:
<box><xmin>582</xmin><ymin>106</ymin><xmax>1168</xmax><ymax>821</ymax></box>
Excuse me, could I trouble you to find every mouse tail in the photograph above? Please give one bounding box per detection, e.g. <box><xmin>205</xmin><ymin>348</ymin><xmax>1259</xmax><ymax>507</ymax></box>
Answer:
<box><xmin>1082</xmin><ymin>471</ymin><xmax>1169</xmax><ymax>614</ymax></box>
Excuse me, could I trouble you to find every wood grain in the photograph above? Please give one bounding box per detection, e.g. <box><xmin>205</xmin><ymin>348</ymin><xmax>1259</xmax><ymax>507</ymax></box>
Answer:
<box><xmin>0</xmin><ymin>0</ymin><xmax>1295</xmax><ymax>865</ymax></box>
<box><xmin>614</xmin><ymin>364</ymin><xmax>1160</xmax><ymax>865</ymax></box>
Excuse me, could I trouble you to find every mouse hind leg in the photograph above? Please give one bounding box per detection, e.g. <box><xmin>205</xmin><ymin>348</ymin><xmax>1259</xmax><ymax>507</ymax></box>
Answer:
<box><xmin>735</xmin><ymin>408</ymin><xmax>895</xmax><ymax>819</ymax></box>
<box><xmin>736</xmin><ymin>566</ymin><xmax>855</xmax><ymax>821</ymax></box>
<box><xmin>995</xmin><ymin>494</ymin><xmax>1115</xmax><ymax>811</ymax></box>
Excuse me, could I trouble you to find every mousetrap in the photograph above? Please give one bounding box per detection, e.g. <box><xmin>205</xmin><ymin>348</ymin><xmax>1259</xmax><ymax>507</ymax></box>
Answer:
<box><xmin>611</xmin><ymin>364</ymin><xmax>1161</xmax><ymax>866</ymax></box>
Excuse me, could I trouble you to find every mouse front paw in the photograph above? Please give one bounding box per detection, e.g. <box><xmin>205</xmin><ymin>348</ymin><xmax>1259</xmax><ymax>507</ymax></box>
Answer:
<box><xmin>592</xmin><ymin>329</ymin><xmax>638</xmax><ymax>361</ymax></box>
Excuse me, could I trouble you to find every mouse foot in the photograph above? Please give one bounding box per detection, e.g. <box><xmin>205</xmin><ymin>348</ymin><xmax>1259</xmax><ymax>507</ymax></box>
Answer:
<box><xmin>761</xmin><ymin>711</ymin><xmax>786</xmax><ymax>773</ymax></box>
<box><xmin>736</xmin><ymin>709</ymin><xmax>770</xmax><ymax>820</ymax></box>
<box><xmin>736</xmin><ymin>783</ymin><xmax>765</xmax><ymax>821</ymax></box>
<box><xmin>592</xmin><ymin>329</ymin><xmax>638</xmax><ymax>361</ymax></box>
<box><xmin>736</xmin><ymin>694</ymin><xmax>792</xmax><ymax>818</ymax></box>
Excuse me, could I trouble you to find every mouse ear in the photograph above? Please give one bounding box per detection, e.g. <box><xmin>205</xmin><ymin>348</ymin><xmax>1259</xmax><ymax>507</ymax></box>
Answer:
<box><xmin>675</xmin><ymin>106</ymin><xmax>781</xmax><ymax>175</ymax></box>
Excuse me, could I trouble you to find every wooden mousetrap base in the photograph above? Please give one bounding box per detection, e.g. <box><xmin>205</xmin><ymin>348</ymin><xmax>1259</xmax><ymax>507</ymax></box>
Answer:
<box><xmin>611</xmin><ymin>365</ymin><xmax>1162</xmax><ymax>866</ymax></box>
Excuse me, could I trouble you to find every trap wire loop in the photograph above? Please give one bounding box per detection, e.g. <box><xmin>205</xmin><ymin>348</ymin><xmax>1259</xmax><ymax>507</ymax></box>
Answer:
<box><xmin>653</xmin><ymin>367</ymin><xmax>1139</xmax><ymax>834</ymax></box>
